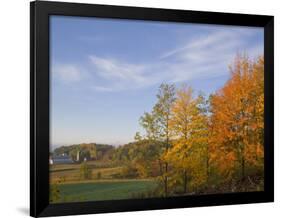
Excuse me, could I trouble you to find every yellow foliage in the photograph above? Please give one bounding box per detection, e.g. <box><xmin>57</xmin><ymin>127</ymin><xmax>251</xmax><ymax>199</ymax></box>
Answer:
<box><xmin>165</xmin><ymin>85</ymin><xmax>209</xmax><ymax>190</ymax></box>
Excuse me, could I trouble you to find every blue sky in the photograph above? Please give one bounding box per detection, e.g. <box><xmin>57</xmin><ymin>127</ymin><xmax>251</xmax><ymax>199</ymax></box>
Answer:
<box><xmin>50</xmin><ymin>15</ymin><xmax>263</xmax><ymax>146</ymax></box>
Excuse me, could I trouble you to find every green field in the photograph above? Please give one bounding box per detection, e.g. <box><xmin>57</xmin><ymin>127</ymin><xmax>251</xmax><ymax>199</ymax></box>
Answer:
<box><xmin>52</xmin><ymin>179</ymin><xmax>158</xmax><ymax>203</ymax></box>
<box><xmin>50</xmin><ymin>161</ymin><xmax>159</xmax><ymax>203</ymax></box>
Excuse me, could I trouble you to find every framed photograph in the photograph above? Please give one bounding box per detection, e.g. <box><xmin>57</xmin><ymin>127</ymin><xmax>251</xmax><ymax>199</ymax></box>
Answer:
<box><xmin>30</xmin><ymin>1</ymin><xmax>274</xmax><ymax>217</ymax></box>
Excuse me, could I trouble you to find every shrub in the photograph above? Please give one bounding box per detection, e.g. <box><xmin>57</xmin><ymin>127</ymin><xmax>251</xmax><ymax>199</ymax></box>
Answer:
<box><xmin>80</xmin><ymin>162</ymin><xmax>92</xmax><ymax>180</ymax></box>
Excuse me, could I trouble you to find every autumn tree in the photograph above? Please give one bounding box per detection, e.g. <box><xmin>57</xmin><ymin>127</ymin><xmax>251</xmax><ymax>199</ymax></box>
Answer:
<box><xmin>209</xmin><ymin>54</ymin><xmax>264</xmax><ymax>183</ymax></box>
<box><xmin>153</xmin><ymin>83</ymin><xmax>176</xmax><ymax>196</ymax></box>
<box><xmin>165</xmin><ymin>85</ymin><xmax>209</xmax><ymax>193</ymax></box>
<box><xmin>139</xmin><ymin>112</ymin><xmax>159</xmax><ymax>141</ymax></box>
<box><xmin>135</xmin><ymin>110</ymin><xmax>162</xmax><ymax>178</ymax></box>
<box><xmin>138</xmin><ymin>83</ymin><xmax>176</xmax><ymax>196</ymax></box>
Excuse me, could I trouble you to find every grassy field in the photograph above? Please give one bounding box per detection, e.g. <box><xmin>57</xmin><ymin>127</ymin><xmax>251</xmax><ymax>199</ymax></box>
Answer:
<box><xmin>52</xmin><ymin>179</ymin><xmax>158</xmax><ymax>203</ymax></box>
<box><xmin>50</xmin><ymin>161</ymin><xmax>159</xmax><ymax>203</ymax></box>
<box><xmin>50</xmin><ymin>161</ymin><xmax>123</xmax><ymax>183</ymax></box>
<box><xmin>49</xmin><ymin>159</ymin><xmax>264</xmax><ymax>203</ymax></box>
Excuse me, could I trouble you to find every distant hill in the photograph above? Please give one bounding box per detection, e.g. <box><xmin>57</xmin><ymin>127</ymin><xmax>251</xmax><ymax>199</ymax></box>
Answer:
<box><xmin>52</xmin><ymin>140</ymin><xmax>165</xmax><ymax>165</ymax></box>
<box><xmin>52</xmin><ymin>143</ymin><xmax>115</xmax><ymax>161</ymax></box>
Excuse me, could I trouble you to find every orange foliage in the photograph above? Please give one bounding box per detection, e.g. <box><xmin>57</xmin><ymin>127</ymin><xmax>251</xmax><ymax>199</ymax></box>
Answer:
<box><xmin>209</xmin><ymin>54</ymin><xmax>264</xmax><ymax>179</ymax></box>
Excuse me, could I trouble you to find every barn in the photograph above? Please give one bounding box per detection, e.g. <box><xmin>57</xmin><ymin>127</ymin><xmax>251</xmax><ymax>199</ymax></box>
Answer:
<box><xmin>49</xmin><ymin>153</ymin><xmax>73</xmax><ymax>165</ymax></box>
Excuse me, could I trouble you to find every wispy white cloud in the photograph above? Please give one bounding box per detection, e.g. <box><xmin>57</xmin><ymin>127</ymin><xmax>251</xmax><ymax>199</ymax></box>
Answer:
<box><xmin>160</xmin><ymin>30</ymin><xmax>234</xmax><ymax>59</ymax></box>
<box><xmin>54</xmin><ymin>28</ymin><xmax>263</xmax><ymax>92</ymax></box>
<box><xmin>89</xmin><ymin>55</ymin><xmax>146</xmax><ymax>83</ymax></box>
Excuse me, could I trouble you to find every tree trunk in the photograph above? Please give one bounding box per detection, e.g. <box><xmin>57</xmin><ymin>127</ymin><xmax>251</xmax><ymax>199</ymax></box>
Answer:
<box><xmin>206</xmin><ymin>145</ymin><xmax>210</xmax><ymax>184</ymax></box>
<box><xmin>183</xmin><ymin>170</ymin><xmax>187</xmax><ymax>193</ymax></box>
<box><xmin>164</xmin><ymin>162</ymin><xmax>168</xmax><ymax>197</ymax></box>
<box><xmin>241</xmin><ymin>154</ymin><xmax>245</xmax><ymax>181</ymax></box>
<box><xmin>164</xmin><ymin>129</ymin><xmax>169</xmax><ymax>197</ymax></box>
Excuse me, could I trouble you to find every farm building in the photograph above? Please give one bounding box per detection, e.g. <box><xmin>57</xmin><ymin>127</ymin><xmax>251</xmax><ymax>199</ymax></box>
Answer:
<box><xmin>49</xmin><ymin>153</ymin><xmax>73</xmax><ymax>165</ymax></box>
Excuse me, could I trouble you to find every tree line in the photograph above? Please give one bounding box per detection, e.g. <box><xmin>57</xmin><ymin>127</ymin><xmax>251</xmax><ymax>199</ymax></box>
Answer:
<box><xmin>52</xmin><ymin>143</ymin><xmax>115</xmax><ymax>162</ymax></box>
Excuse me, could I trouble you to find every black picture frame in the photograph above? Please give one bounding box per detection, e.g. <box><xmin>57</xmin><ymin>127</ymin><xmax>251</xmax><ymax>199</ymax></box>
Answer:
<box><xmin>30</xmin><ymin>1</ymin><xmax>274</xmax><ymax>217</ymax></box>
